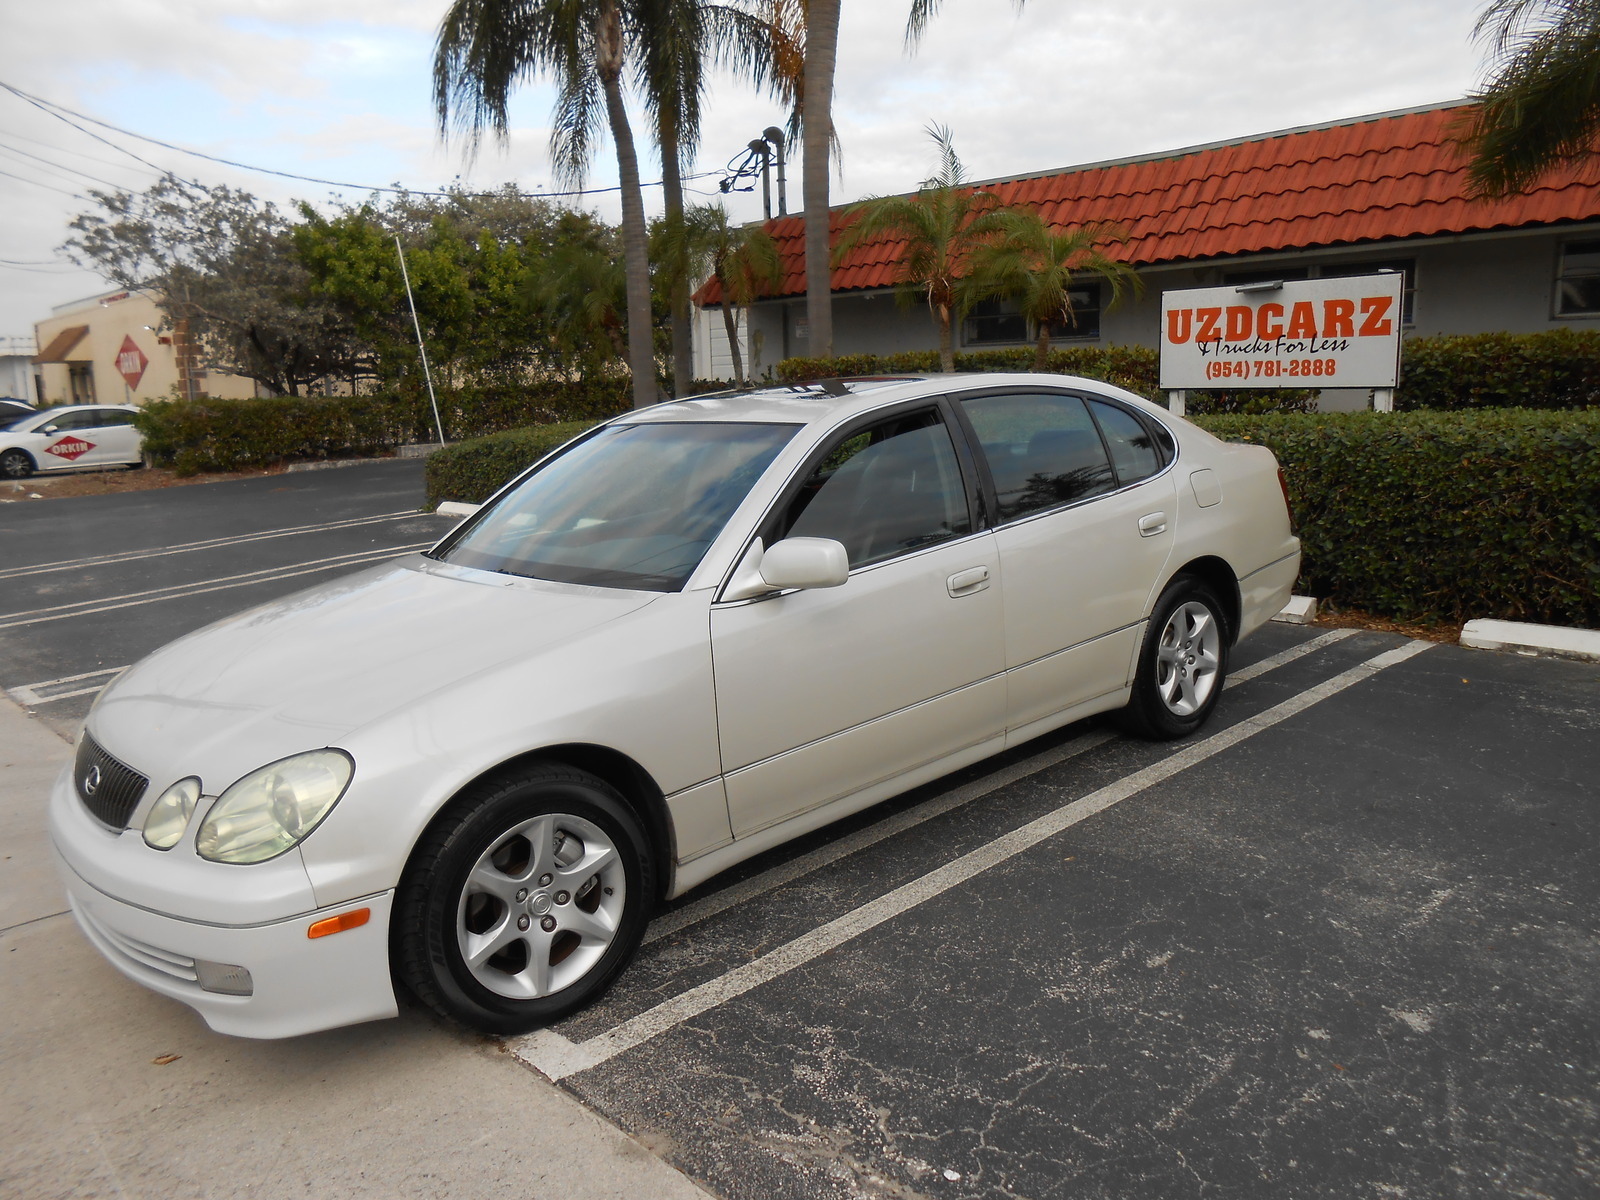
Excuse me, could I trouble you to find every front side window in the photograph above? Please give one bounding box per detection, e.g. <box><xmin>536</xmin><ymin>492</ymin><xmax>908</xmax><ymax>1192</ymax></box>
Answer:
<box><xmin>962</xmin><ymin>392</ymin><xmax>1116</xmax><ymax>522</ymax></box>
<box><xmin>437</xmin><ymin>422</ymin><xmax>797</xmax><ymax>591</ymax></box>
<box><xmin>1557</xmin><ymin>240</ymin><xmax>1600</xmax><ymax>315</ymax></box>
<box><xmin>777</xmin><ymin>408</ymin><xmax>971</xmax><ymax>569</ymax></box>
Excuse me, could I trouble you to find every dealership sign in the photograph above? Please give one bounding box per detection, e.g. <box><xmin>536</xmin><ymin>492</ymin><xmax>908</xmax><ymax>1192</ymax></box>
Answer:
<box><xmin>1159</xmin><ymin>273</ymin><xmax>1403</xmax><ymax>390</ymax></box>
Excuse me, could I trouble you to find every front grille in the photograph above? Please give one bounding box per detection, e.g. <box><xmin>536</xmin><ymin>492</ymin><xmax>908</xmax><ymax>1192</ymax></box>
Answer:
<box><xmin>74</xmin><ymin>733</ymin><xmax>149</xmax><ymax>829</ymax></box>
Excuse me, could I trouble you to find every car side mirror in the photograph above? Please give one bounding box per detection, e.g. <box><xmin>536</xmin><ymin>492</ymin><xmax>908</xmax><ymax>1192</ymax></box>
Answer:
<box><xmin>758</xmin><ymin>537</ymin><xmax>849</xmax><ymax>591</ymax></box>
<box><xmin>40</xmin><ymin>424</ymin><xmax>59</xmax><ymax>434</ymax></box>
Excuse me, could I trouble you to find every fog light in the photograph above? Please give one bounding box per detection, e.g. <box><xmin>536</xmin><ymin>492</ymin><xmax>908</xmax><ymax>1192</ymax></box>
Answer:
<box><xmin>195</xmin><ymin>960</ymin><xmax>254</xmax><ymax>996</ymax></box>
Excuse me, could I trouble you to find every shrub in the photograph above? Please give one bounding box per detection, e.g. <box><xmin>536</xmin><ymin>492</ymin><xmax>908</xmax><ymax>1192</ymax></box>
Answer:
<box><xmin>424</xmin><ymin>420</ymin><xmax>601</xmax><ymax>507</ymax></box>
<box><xmin>134</xmin><ymin>382</ymin><xmax>634</xmax><ymax>474</ymax></box>
<box><xmin>1397</xmin><ymin>329</ymin><xmax>1600</xmax><ymax>412</ymax></box>
<box><xmin>1195</xmin><ymin>410</ymin><xmax>1600</xmax><ymax>626</ymax></box>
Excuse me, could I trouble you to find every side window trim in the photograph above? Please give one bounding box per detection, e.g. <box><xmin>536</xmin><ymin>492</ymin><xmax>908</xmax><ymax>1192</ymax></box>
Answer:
<box><xmin>714</xmin><ymin>399</ymin><xmax>986</xmax><ymax>603</ymax></box>
<box><xmin>950</xmin><ymin>385</ymin><xmax>1180</xmax><ymax>530</ymax></box>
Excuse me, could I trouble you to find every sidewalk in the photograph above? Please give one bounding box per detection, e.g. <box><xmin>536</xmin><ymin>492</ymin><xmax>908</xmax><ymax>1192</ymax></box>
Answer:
<box><xmin>0</xmin><ymin>698</ymin><xmax>714</xmax><ymax>1200</ymax></box>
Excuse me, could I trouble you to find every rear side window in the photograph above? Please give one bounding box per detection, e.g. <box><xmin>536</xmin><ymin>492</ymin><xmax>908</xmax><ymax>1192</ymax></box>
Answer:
<box><xmin>779</xmin><ymin>408</ymin><xmax>971</xmax><ymax>569</ymax></box>
<box><xmin>960</xmin><ymin>392</ymin><xmax>1115</xmax><ymax>522</ymax></box>
<box><xmin>1087</xmin><ymin>399</ymin><xmax>1164</xmax><ymax>485</ymax></box>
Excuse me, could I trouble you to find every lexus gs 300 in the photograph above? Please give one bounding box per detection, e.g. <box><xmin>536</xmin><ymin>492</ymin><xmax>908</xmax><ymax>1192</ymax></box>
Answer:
<box><xmin>51</xmin><ymin>374</ymin><xmax>1299</xmax><ymax>1038</ymax></box>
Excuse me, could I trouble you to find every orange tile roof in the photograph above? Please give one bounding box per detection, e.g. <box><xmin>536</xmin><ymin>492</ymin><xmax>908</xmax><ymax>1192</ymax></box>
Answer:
<box><xmin>700</xmin><ymin>103</ymin><xmax>1600</xmax><ymax>304</ymax></box>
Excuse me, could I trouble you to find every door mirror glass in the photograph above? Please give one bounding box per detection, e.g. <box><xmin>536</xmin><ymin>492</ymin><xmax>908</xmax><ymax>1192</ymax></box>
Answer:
<box><xmin>758</xmin><ymin>537</ymin><xmax>849</xmax><ymax>590</ymax></box>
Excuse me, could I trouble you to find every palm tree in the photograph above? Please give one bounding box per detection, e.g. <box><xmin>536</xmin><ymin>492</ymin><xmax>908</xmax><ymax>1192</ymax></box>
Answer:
<box><xmin>1460</xmin><ymin>0</ymin><xmax>1600</xmax><ymax>197</ymax></box>
<box><xmin>633</xmin><ymin>1</ymin><xmax>771</xmax><ymax>397</ymax></box>
<box><xmin>963</xmin><ymin>209</ymin><xmax>1139</xmax><ymax>370</ymax></box>
<box><xmin>435</xmin><ymin>0</ymin><xmax>658</xmax><ymax>408</ymax></box>
<box><xmin>798</xmin><ymin>1</ymin><xmax>1027</xmax><ymax>362</ymax></box>
<box><xmin>684</xmin><ymin>203</ymin><xmax>783</xmax><ymax>384</ymax></box>
<box><xmin>528</xmin><ymin>239</ymin><xmax>630</xmax><ymax>366</ymax></box>
<box><xmin>831</xmin><ymin>125</ymin><xmax>1009</xmax><ymax>372</ymax></box>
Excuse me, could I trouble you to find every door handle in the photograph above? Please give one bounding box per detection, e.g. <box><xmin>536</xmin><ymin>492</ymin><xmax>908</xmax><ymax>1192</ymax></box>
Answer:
<box><xmin>1137</xmin><ymin>511</ymin><xmax>1168</xmax><ymax>537</ymax></box>
<box><xmin>947</xmin><ymin>566</ymin><xmax>990</xmax><ymax>597</ymax></box>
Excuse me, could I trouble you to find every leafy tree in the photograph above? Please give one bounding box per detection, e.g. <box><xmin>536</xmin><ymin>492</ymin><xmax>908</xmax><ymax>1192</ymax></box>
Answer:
<box><xmin>436</xmin><ymin>0</ymin><xmax>659</xmax><ymax>408</ymax></box>
<box><xmin>528</xmin><ymin>237</ymin><xmax>632</xmax><ymax>368</ymax></box>
<box><xmin>962</xmin><ymin>209</ymin><xmax>1138</xmax><ymax>370</ymax></box>
<box><xmin>832</xmin><ymin>125</ymin><xmax>1009</xmax><ymax>372</ymax></box>
<box><xmin>1460</xmin><ymin>0</ymin><xmax>1600</xmax><ymax>196</ymax></box>
<box><xmin>63</xmin><ymin>177</ymin><xmax>349</xmax><ymax>396</ymax></box>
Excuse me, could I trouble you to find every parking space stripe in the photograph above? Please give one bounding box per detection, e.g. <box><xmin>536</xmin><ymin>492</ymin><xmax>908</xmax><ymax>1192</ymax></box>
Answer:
<box><xmin>517</xmin><ymin>639</ymin><xmax>1433</xmax><ymax>1082</ymax></box>
<box><xmin>6</xmin><ymin>666</ymin><xmax>126</xmax><ymax>707</ymax></box>
<box><xmin>0</xmin><ymin>511</ymin><xmax>434</xmax><ymax>581</ymax></box>
<box><xmin>645</xmin><ymin>626</ymin><xmax>1360</xmax><ymax>947</ymax></box>
<box><xmin>0</xmin><ymin>544</ymin><xmax>433</xmax><ymax>631</ymax></box>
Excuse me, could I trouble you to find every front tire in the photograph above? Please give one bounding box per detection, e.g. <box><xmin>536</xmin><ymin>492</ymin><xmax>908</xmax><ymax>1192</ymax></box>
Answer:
<box><xmin>393</xmin><ymin>764</ymin><xmax>654</xmax><ymax>1035</ymax></box>
<box><xmin>0</xmin><ymin>449</ymin><xmax>34</xmax><ymax>479</ymax></box>
<box><xmin>1117</xmin><ymin>576</ymin><xmax>1229</xmax><ymax>740</ymax></box>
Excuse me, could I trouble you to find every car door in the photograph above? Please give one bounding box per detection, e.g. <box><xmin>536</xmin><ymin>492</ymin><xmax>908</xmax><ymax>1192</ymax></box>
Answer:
<box><xmin>956</xmin><ymin>389</ymin><xmax>1178</xmax><ymax>741</ymax></box>
<box><xmin>711</xmin><ymin>403</ymin><xmax>1007</xmax><ymax>838</ymax></box>
<box><xmin>32</xmin><ymin>410</ymin><xmax>100</xmax><ymax>471</ymax></box>
<box><xmin>83</xmin><ymin>408</ymin><xmax>141</xmax><ymax>465</ymax></box>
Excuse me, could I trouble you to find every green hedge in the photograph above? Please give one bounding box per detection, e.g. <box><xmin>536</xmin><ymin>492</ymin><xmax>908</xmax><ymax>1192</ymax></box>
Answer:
<box><xmin>773</xmin><ymin>345</ymin><xmax>1315</xmax><ymax>414</ymax></box>
<box><xmin>424</xmin><ymin>420</ymin><xmax>600</xmax><ymax>507</ymax></box>
<box><xmin>134</xmin><ymin>382</ymin><xmax>633</xmax><ymax>474</ymax></box>
<box><xmin>1396</xmin><ymin>329</ymin><xmax>1600</xmax><ymax>412</ymax></box>
<box><xmin>1195</xmin><ymin>410</ymin><xmax>1600</xmax><ymax>626</ymax></box>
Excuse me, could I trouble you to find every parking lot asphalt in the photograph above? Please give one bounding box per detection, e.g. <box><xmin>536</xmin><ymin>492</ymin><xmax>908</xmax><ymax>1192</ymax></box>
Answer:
<box><xmin>3</xmin><ymin>462</ymin><xmax>1596</xmax><ymax>1200</ymax></box>
<box><xmin>0</xmin><ymin>460</ymin><xmax>456</xmax><ymax>738</ymax></box>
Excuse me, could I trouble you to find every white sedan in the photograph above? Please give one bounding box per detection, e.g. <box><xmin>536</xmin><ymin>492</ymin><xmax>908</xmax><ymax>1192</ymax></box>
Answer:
<box><xmin>0</xmin><ymin>404</ymin><xmax>142</xmax><ymax>478</ymax></box>
<box><xmin>50</xmin><ymin>374</ymin><xmax>1299</xmax><ymax>1038</ymax></box>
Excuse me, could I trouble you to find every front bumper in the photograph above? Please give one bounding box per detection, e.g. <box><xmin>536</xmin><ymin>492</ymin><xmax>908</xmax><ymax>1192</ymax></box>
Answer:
<box><xmin>57</xmin><ymin>852</ymin><xmax>399</xmax><ymax>1039</ymax></box>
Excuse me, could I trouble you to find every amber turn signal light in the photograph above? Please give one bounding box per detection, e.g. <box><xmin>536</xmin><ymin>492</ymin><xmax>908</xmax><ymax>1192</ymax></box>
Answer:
<box><xmin>307</xmin><ymin>908</ymin><xmax>371</xmax><ymax>939</ymax></box>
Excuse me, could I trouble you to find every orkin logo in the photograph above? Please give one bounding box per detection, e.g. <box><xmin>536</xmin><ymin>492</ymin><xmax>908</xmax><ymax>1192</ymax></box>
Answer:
<box><xmin>115</xmin><ymin>334</ymin><xmax>149</xmax><ymax>390</ymax></box>
<box><xmin>47</xmin><ymin>437</ymin><xmax>95</xmax><ymax>461</ymax></box>
<box><xmin>83</xmin><ymin>765</ymin><xmax>103</xmax><ymax>796</ymax></box>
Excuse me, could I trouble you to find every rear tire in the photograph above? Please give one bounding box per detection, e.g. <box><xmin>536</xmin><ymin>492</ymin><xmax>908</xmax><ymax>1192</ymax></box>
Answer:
<box><xmin>0</xmin><ymin>449</ymin><xmax>33</xmax><ymax>480</ymax></box>
<box><xmin>1117</xmin><ymin>575</ymin><xmax>1229</xmax><ymax>740</ymax></box>
<box><xmin>393</xmin><ymin>763</ymin><xmax>654</xmax><ymax>1035</ymax></box>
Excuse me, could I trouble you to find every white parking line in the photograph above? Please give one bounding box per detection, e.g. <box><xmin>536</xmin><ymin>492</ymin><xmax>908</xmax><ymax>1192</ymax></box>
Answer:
<box><xmin>6</xmin><ymin>666</ymin><xmax>126</xmax><ymax>707</ymax></box>
<box><xmin>644</xmin><ymin>626</ymin><xmax>1361</xmax><ymax>946</ymax></box>
<box><xmin>516</xmin><ymin>639</ymin><xmax>1433</xmax><ymax>1082</ymax></box>
<box><xmin>0</xmin><ymin>544</ymin><xmax>433</xmax><ymax>631</ymax></box>
<box><xmin>0</xmin><ymin>510</ymin><xmax>433</xmax><ymax>581</ymax></box>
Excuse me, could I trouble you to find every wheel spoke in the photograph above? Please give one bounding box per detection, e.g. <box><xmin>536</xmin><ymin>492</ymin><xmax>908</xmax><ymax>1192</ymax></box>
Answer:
<box><xmin>463</xmin><ymin>915</ymin><xmax>520</xmax><ymax>969</ymax></box>
<box><xmin>560</xmin><ymin>903</ymin><xmax>618</xmax><ymax>944</ymax></box>
<box><xmin>524</xmin><ymin>814</ymin><xmax>558</xmax><ymax>878</ymax></box>
<box><xmin>558</xmin><ymin>842</ymin><xmax>618</xmax><ymax>884</ymax></box>
<box><xmin>1177</xmin><ymin>672</ymin><xmax>1200</xmax><ymax>713</ymax></box>
<box><xmin>467</xmin><ymin>861</ymin><xmax>521</xmax><ymax>904</ymax></box>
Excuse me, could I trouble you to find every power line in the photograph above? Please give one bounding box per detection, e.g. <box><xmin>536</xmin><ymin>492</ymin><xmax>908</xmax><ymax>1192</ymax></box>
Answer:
<box><xmin>0</xmin><ymin>79</ymin><xmax>721</xmax><ymax>201</ymax></box>
<box><xmin>0</xmin><ymin>139</ymin><xmax>145</xmax><ymax>194</ymax></box>
<box><xmin>0</xmin><ymin>164</ymin><xmax>87</xmax><ymax>201</ymax></box>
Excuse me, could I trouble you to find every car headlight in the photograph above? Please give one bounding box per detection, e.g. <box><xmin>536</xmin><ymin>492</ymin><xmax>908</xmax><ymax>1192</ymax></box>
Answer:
<box><xmin>142</xmin><ymin>777</ymin><xmax>201</xmax><ymax>850</ymax></box>
<box><xmin>196</xmin><ymin>750</ymin><xmax>353</xmax><ymax>864</ymax></box>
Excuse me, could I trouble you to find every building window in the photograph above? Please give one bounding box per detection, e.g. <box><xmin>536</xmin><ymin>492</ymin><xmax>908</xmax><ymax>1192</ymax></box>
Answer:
<box><xmin>1044</xmin><ymin>284</ymin><xmax>1103</xmax><ymax>341</ymax></box>
<box><xmin>1556</xmin><ymin>240</ymin><xmax>1600</xmax><ymax>315</ymax></box>
<box><xmin>1222</xmin><ymin>261</ymin><xmax>1414</xmax><ymax>325</ymax></box>
<box><xmin>1321</xmin><ymin>260</ymin><xmax>1415</xmax><ymax>326</ymax></box>
<box><xmin>964</xmin><ymin>298</ymin><xmax>1028</xmax><ymax>345</ymax></box>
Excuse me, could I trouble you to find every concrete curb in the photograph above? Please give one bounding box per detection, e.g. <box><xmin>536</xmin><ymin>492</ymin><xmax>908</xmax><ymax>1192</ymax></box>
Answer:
<box><xmin>1272</xmin><ymin>595</ymin><xmax>1319</xmax><ymax>625</ymax></box>
<box><xmin>1460</xmin><ymin>618</ymin><xmax>1600</xmax><ymax>663</ymax></box>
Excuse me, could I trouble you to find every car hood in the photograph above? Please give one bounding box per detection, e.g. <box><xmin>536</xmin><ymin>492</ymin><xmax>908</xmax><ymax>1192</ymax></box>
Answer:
<box><xmin>90</xmin><ymin>556</ymin><xmax>660</xmax><ymax>781</ymax></box>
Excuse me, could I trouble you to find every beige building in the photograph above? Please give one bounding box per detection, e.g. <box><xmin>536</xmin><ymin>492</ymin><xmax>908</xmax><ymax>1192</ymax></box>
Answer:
<box><xmin>32</xmin><ymin>289</ymin><xmax>258</xmax><ymax>407</ymax></box>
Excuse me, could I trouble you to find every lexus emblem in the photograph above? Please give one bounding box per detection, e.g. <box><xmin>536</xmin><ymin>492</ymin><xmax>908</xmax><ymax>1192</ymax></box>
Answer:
<box><xmin>83</xmin><ymin>765</ymin><xmax>103</xmax><ymax>796</ymax></box>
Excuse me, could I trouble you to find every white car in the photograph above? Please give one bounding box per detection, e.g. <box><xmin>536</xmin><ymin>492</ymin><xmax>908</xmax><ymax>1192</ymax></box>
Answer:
<box><xmin>50</xmin><ymin>374</ymin><xmax>1299</xmax><ymax>1038</ymax></box>
<box><xmin>0</xmin><ymin>404</ymin><xmax>142</xmax><ymax>478</ymax></box>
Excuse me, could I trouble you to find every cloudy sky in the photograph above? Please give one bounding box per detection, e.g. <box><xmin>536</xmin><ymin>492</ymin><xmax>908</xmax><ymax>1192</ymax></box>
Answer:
<box><xmin>2</xmin><ymin>0</ymin><xmax>1489</xmax><ymax>342</ymax></box>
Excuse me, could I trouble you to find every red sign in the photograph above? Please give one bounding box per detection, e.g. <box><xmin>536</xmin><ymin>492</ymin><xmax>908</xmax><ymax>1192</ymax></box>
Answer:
<box><xmin>115</xmin><ymin>335</ymin><xmax>149</xmax><ymax>390</ymax></box>
<box><xmin>46</xmin><ymin>437</ymin><xmax>95</xmax><ymax>461</ymax></box>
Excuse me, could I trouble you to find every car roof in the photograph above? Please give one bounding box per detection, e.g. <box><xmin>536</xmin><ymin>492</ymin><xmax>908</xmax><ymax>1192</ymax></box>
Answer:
<box><xmin>614</xmin><ymin>373</ymin><xmax>1160</xmax><ymax>428</ymax></box>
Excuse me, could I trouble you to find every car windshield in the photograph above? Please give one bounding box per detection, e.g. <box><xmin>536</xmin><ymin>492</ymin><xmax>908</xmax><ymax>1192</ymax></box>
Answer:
<box><xmin>0</xmin><ymin>413</ymin><xmax>32</xmax><ymax>431</ymax></box>
<box><xmin>436</xmin><ymin>421</ymin><xmax>798</xmax><ymax>591</ymax></box>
